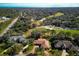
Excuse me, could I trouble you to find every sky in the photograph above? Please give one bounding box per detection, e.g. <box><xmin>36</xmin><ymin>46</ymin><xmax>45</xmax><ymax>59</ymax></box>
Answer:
<box><xmin>0</xmin><ymin>0</ymin><xmax>79</xmax><ymax>7</ymax></box>
<box><xmin>0</xmin><ymin>0</ymin><xmax>79</xmax><ymax>3</ymax></box>
<box><xmin>0</xmin><ymin>3</ymin><xmax>79</xmax><ymax>7</ymax></box>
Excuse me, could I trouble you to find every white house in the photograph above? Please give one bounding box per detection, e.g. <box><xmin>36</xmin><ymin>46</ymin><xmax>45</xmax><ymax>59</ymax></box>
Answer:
<box><xmin>2</xmin><ymin>16</ymin><xmax>11</xmax><ymax>20</ymax></box>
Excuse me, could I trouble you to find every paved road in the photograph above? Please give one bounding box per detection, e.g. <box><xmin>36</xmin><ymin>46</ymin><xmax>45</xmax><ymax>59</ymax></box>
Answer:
<box><xmin>61</xmin><ymin>49</ymin><xmax>69</xmax><ymax>56</ymax></box>
<box><xmin>0</xmin><ymin>17</ymin><xmax>19</xmax><ymax>37</ymax></box>
<box><xmin>40</xmin><ymin>18</ymin><xmax>46</xmax><ymax>22</ymax></box>
<box><xmin>16</xmin><ymin>45</ymin><xmax>29</xmax><ymax>56</ymax></box>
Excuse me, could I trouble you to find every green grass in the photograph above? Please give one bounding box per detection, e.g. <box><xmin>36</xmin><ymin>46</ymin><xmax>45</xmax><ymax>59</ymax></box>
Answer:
<box><xmin>0</xmin><ymin>19</ymin><xmax>13</xmax><ymax>34</ymax></box>
<box><xmin>23</xmin><ymin>26</ymin><xmax>79</xmax><ymax>39</ymax></box>
<box><xmin>0</xmin><ymin>43</ymin><xmax>6</xmax><ymax>53</ymax></box>
<box><xmin>0</xmin><ymin>42</ymin><xmax>13</xmax><ymax>55</ymax></box>
<box><xmin>57</xmin><ymin>30</ymin><xmax>79</xmax><ymax>37</ymax></box>
<box><xmin>45</xmin><ymin>12</ymin><xmax>64</xmax><ymax>19</ymax></box>
<box><xmin>23</xmin><ymin>44</ymin><xmax>33</xmax><ymax>54</ymax></box>
<box><xmin>49</xmin><ymin>49</ymin><xmax>62</xmax><ymax>56</ymax></box>
<box><xmin>0</xmin><ymin>20</ymin><xmax>3</xmax><ymax>23</ymax></box>
<box><xmin>0</xmin><ymin>43</ymin><xmax>23</xmax><ymax>56</ymax></box>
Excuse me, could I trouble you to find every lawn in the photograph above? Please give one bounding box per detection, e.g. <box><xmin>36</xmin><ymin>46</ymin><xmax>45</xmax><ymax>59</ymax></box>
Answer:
<box><xmin>0</xmin><ymin>19</ymin><xmax>13</xmax><ymax>34</ymax></box>
<box><xmin>23</xmin><ymin>27</ymin><xmax>79</xmax><ymax>39</ymax></box>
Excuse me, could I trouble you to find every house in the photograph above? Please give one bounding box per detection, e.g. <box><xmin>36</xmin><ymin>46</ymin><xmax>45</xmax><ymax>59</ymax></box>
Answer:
<box><xmin>9</xmin><ymin>36</ymin><xmax>27</xmax><ymax>43</ymax></box>
<box><xmin>2</xmin><ymin>16</ymin><xmax>11</xmax><ymax>20</ymax></box>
